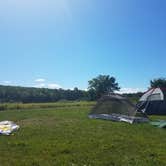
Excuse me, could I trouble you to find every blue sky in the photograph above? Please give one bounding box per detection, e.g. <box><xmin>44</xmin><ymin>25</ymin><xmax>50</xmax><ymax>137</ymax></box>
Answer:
<box><xmin>0</xmin><ymin>0</ymin><xmax>166</xmax><ymax>93</ymax></box>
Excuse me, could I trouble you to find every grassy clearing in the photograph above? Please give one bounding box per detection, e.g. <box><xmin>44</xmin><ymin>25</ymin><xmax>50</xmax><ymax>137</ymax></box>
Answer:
<box><xmin>0</xmin><ymin>103</ymin><xmax>166</xmax><ymax>166</ymax></box>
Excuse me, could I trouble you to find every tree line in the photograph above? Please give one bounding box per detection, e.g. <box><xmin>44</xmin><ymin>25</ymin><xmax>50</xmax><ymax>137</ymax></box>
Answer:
<box><xmin>0</xmin><ymin>86</ymin><xmax>90</xmax><ymax>103</ymax></box>
<box><xmin>0</xmin><ymin>75</ymin><xmax>166</xmax><ymax>103</ymax></box>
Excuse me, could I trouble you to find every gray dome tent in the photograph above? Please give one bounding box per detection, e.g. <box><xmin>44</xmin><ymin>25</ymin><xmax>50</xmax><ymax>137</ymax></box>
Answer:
<box><xmin>89</xmin><ymin>93</ymin><xmax>148</xmax><ymax>123</ymax></box>
<box><xmin>138</xmin><ymin>87</ymin><xmax>166</xmax><ymax>115</ymax></box>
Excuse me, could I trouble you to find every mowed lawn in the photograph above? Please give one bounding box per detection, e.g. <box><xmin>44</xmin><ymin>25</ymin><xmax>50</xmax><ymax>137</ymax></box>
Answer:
<box><xmin>0</xmin><ymin>102</ymin><xmax>166</xmax><ymax>166</ymax></box>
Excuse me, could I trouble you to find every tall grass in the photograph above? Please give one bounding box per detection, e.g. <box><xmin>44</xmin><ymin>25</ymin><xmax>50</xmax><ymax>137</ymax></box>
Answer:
<box><xmin>0</xmin><ymin>101</ymin><xmax>96</xmax><ymax>111</ymax></box>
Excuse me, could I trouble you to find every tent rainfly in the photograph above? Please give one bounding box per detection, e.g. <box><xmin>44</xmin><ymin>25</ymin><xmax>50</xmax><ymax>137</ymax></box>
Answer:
<box><xmin>137</xmin><ymin>87</ymin><xmax>166</xmax><ymax>115</ymax></box>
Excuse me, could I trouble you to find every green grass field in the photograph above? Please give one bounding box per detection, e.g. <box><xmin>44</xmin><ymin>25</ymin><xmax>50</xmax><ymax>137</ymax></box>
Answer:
<box><xmin>0</xmin><ymin>102</ymin><xmax>166</xmax><ymax>166</ymax></box>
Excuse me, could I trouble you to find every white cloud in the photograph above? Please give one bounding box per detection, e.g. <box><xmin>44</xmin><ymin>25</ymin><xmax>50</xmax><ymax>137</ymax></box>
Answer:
<box><xmin>34</xmin><ymin>83</ymin><xmax>46</xmax><ymax>88</ymax></box>
<box><xmin>4</xmin><ymin>81</ymin><xmax>12</xmax><ymax>84</ymax></box>
<box><xmin>34</xmin><ymin>81</ymin><xmax>62</xmax><ymax>89</ymax></box>
<box><xmin>66</xmin><ymin>88</ymin><xmax>74</xmax><ymax>90</ymax></box>
<box><xmin>47</xmin><ymin>83</ymin><xmax>62</xmax><ymax>89</ymax></box>
<box><xmin>34</xmin><ymin>78</ymin><xmax>62</xmax><ymax>89</ymax></box>
<box><xmin>34</xmin><ymin>78</ymin><xmax>46</xmax><ymax>83</ymax></box>
<box><xmin>116</xmin><ymin>88</ymin><xmax>146</xmax><ymax>94</ymax></box>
